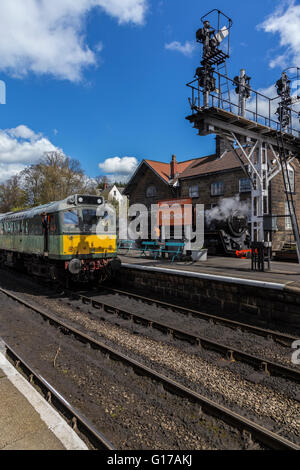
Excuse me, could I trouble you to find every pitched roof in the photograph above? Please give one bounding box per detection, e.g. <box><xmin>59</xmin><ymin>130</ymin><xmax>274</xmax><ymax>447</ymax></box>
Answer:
<box><xmin>179</xmin><ymin>150</ymin><xmax>248</xmax><ymax>179</ymax></box>
<box><xmin>144</xmin><ymin>158</ymin><xmax>198</xmax><ymax>182</ymax></box>
<box><xmin>124</xmin><ymin>150</ymin><xmax>249</xmax><ymax>195</ymax></box>
<box><xmin>145</xmin><ymin>150</ymin><xmax>248</xmax><ymax>182</ymax></box>
<box><xmin>144</xmin><ymin>160</ymin><xmax>170</xmax><ymax>182</ymax></box>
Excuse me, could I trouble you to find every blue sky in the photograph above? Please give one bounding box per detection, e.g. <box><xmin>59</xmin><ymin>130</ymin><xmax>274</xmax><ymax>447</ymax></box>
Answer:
<box><xmin>0</xmin><ymin>0</ymin><xmax>299</xmax><ymax>183</ymax></box>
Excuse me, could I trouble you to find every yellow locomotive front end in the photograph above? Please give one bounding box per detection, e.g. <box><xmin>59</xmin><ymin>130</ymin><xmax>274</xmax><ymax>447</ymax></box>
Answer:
<box><xmin>57</xmin><ymin>194</ymin><xmax>121</xmax><ymax>283</ymax></box>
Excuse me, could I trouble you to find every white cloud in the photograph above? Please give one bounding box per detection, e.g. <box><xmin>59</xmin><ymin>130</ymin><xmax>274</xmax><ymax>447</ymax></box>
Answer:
<box><xmin>0</xmin><ymin>0</ymin><xmax>148</xmax><ymax>82</ymax></box>
<box><xmin>259</xmin><ymin>1</ymin><xmax>300</xmax><ymax>69</ymax></box>
<box><xmin>0</xmin><ymin>163</ymin><xmax>27</xmax><ymax>182</ymax></box>
<box><xmin>0</xmin><ymin>125</ymin><xmax>60</xmax><ymax>182</ymax></box>
<box><xmin>246</xmin><ymin>84</ymin><xmax>278</xmax><ymax>120</ymax></box>
<box><xmin>95</xmin><ymin>0</ymin><xmax>148</xmax><ymax>25</ymax></box>
<box><xmin>99</xmin><ymin>156</ymin><xmax>138</xmax><ymax>182</ymax></box>
<box><xmin>7</xmin><ymin>125</ymin><xmax>40</xmax><ymax>141</ymax></box>
<box><xmin>165</xmin><ymin>41</ymin><xmax>195</xmax><ymax>57</ymax></box>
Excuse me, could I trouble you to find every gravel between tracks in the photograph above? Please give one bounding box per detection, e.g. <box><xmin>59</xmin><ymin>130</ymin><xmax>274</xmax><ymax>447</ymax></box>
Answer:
<box><xmin>0</xmin><ymin>269</ymin><xmax>299</xmax><ymax>445</ymax></box>
<box><xmin>0</xmin><ymin>292</ymin><xmax>258</xmax><ymax>450</ymax></box>
<box><xmin>83</xmin><ymin>289</ymin><xmax>300</xmax><ymax>370</ymax></box>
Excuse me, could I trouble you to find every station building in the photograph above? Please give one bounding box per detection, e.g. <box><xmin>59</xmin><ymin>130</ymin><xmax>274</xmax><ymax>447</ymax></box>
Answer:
<box><xmin>124</xmin><ymin>137</ymin><xmax>300</xmax><ymax>253</ymax></box>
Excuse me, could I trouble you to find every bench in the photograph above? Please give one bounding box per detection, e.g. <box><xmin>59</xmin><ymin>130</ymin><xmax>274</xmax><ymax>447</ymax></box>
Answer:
<box><xmin>117</xmin><ymin>239</ymin><xmax>136</xmax><ymax>253</ymax></box>
<box><xmin>140</xmin><ymin>241</ymin><xmax>160</xmax><ymax>257</ymax></box>
<box><xmin>154</xmin><ymin>241</ymin><xmax>185</xmax><ymax>263</ymax></box>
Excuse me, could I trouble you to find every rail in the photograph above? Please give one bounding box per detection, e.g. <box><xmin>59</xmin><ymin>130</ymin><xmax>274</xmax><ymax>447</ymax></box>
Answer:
<box><xmin>1</xmin><ymin>287</ymin><xmax>299</xmax><ymax>450</ymax></box>
<box><xmin>102</xmin><ymin>286</ymin><xmax>298</xmax><ymax>346</ymax></box>
<box><xmin>4</xmin><ymin>342</ymin><xmax>115</xmax><ymax>450</ymax></box>
<box><xmin>61</xmin><ymin>288</ymin><xmax>300</xmax><ymax>383</ymax></box>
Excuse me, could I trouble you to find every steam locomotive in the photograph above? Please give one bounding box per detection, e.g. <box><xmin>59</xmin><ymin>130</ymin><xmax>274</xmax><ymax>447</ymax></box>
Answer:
<box><xmin>204</xmin><ymin>210</ymin><xmax>251</xmax><ymax>255</ymax></box>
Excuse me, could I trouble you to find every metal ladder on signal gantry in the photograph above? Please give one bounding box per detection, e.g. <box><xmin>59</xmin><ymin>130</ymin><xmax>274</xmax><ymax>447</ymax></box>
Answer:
<box><xmin>217</xmin><ymin>60</ymin><xmax>232</xmax><ymax>112</ymax></box>
<box><xmin>276</xmin><ymin>131</ymin><xmax>300</xmax><ymax>263</ymax></box>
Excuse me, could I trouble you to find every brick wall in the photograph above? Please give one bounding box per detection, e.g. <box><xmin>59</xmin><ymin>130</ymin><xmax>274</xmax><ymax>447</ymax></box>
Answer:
<box><xmin>117</xmin><ymin>266</ymin><xmax>300</xmax><ymax>331</ymax></box>
<box><xmin>180</xmin><ymin>168</ymin><xmax>249</xmax><ymax>209</ymax></box>
<box><xmin>271</xmin><ymin>159</ymin><xmax>300</xmax><ymax>251</ymax></box>
<box><xmin>126</xmin><ymin>158</ymin><xmax>300</xmax><ymax>252</ymax></box>
<box><xmin>127</xmin><ymin>164</ymin><xmax>174</xmax><ymax>209</ymax></box>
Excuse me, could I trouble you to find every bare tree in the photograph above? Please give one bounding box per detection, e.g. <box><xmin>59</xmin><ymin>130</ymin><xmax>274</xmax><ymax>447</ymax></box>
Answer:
<box><xmin>0</xmin><ymin>152</ymin><xmax>99</xmax><ymax>212</ymax></box>
<box><xmin>0</xmin><ymin>175</ymin><xmax>27</xmax><ymax>213</ymax></box>
<box><xmin>21</xmin><ymin>151</ymin><xmax>97</xmax><ymax>206</ymax></box>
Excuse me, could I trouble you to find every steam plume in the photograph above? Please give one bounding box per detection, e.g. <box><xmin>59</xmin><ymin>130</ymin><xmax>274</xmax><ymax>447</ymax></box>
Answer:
<box><xmin>205</xmin><ymin>195</ymin><xmax>250</xmax><ymax>225</ymax></box>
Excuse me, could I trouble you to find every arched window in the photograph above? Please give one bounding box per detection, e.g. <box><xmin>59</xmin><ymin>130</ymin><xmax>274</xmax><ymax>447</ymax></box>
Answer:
<box><xmin>146</xmin><ymin>185</ymin><xmax>157</xmax><ymax>198</ymax></box>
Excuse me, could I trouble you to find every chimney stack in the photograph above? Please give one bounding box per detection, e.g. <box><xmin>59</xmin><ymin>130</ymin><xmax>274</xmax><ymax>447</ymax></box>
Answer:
<box><xmin>170</xmin><ymin>154</ymin><xmax>178</xmax><ymax>179</ymax></box>
<box><xmin>215</xmin><ymin>136</ymin><xmax>231</xmax><ymax>158</ymax></box>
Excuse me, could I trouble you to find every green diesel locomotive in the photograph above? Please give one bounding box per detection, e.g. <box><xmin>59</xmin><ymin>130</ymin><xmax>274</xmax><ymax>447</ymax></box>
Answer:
<box><xmin>0</xmin><ymin>194</ymin><xmax>120</xmax><ymax>283</ymax></box>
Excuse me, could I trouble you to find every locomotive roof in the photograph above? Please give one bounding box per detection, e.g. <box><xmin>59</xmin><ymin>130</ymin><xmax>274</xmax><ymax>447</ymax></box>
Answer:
<box><xmin>0</xmin><ymin>195</ymin><xmax>99</xmax><ymax>221</ymax></box>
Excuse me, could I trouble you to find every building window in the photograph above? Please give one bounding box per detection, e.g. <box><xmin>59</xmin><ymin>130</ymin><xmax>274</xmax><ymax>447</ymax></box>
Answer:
<box><xmin>189</xmin><ymin>184</ymin><xmax>199</xmax><ymax>198</ymax></box>
<box><xmin>239</xmin><ymin>178</ymin><xmax>251</xmax><ymax>193</ymax></box>
<box><xmin>272</xmin><ymin>216</ymin><xmax>278</xmax><ymax>232</ymax></box>
<box><xmin>146</xmin><ymin>185</ymin><xmax>157</xmax><ymax>198</ymax></box>
<box><xmin>211</xmin><ymin>181</ymin><xmax>224</xmax><ymax>196</ymax></box>
<box><xmin>284</xmin><ymin>165</ymin><xmax>295</xmax><ymax>193</ymax></box>
<box><xmin>285</xmin><ymin>202</ymin><xmax>292</xmax><ymax>230</ymax></box>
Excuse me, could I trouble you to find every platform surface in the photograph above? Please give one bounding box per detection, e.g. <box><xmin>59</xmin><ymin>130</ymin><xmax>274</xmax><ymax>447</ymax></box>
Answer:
<box><xmin>119</xmin><ymin>253</ymin><xmax>300</xmax><ymax>289</ymax></box>
<box><xmin>0</xmin><ymin>344</ymin><xmax>88</xmax><ymax>450</ymax></box>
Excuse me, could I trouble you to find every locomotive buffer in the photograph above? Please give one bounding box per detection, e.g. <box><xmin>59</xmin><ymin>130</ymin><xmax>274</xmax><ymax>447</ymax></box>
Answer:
<box><xmin>186</xmin><ymin>9</ymin><xmax>300</xmax><ymax>267</ymax></box>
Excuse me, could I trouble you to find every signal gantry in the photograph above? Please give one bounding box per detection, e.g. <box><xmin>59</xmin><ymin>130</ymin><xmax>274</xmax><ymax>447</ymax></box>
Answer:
<box><xmin>186</xmin><ymin>10</ymin><xmax>300</xmax><ymax>267</ymax></box>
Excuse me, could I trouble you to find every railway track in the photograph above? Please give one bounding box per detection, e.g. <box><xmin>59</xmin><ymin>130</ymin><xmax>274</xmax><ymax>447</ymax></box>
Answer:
<box><xmin>102</xmin><ymin>286</ymin><xmax>298</xmax><ymax>347</ymax></box>
<box><xmin>0</xmin><ymin>286</ymin><xmax>299</xmax><ymax>451</ymax></box>
<box><xmin>3</xmin><ymin>341</ymin><xmax>115</xmax><ymax>450</ymax></box>
<box><xmin>58</xmin><ymin>287</ymin><xmax>300</xmax><ymax>385</ymax></box>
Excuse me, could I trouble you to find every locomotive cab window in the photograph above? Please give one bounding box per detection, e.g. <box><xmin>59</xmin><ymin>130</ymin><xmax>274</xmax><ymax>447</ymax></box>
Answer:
<box><xmin>82</xmin><ymin>209</ymin><xmax>98</xmax><ymax>230</ymax></box>
<box><xmin>28</xmin><ymin>216</ymin><xmax>43</xmax><ymax>235</ymax></box>
<box><xmin>62</xmin><ymin>208</ymin><xmax>108</xmax><ymax>233</ymax></box>
<box><xmin>49</xmin><ymin>214</ymin><xmax>58</xmax><ymax>235</ymax></box>
<box><xmin>64</xmin><ymin>210</ymin><xmax>79</xmax><ymax>227</ymax></box>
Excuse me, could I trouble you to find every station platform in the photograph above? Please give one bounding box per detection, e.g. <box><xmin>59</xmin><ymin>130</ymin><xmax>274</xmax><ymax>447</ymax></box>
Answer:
<box><xmin>118</xmin><ymin>254</ymin><xmax>300</xmax><ymax>292</ymax></box>
<box><xmin>0</xmin><ymin>342</ymin><xmax>87</xmax><ymax>450</ymax></box>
